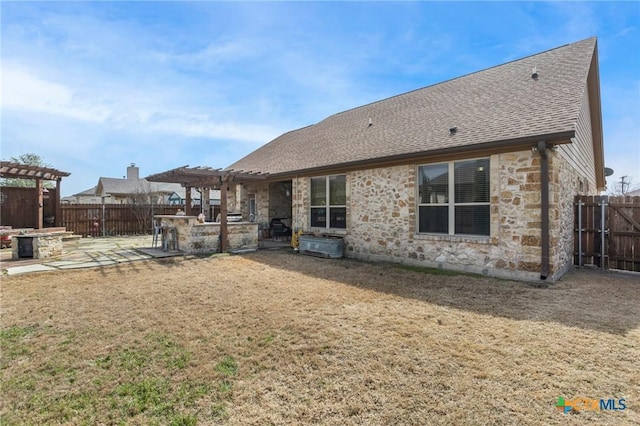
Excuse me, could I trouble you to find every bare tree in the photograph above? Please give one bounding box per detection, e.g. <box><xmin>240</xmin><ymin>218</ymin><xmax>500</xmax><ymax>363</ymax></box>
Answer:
<box><xmin>127</xmin><ymin>182</ymin><xmax>161</xmax><ymax>234</ymax></box>
<box><xmin>609</xmin><ymin>175</ymin><xmax>640</xmax><ymax>196</ymax></box>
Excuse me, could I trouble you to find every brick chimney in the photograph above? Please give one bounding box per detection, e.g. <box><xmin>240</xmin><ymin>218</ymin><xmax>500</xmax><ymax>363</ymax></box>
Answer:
<box><xmin>127</xmin><ymin>163</ymin><xmax>139</xmax><ymax>180</ymax></box>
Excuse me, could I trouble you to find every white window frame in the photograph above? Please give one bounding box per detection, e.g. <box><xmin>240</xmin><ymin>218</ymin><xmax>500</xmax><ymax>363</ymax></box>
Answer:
<box><xmin>417</xmin><ymin>158</ymin><xmax>490</xmax><ymax>236</ymax></box>
<box><xmin>310</xmin><ymin>175</ymin><xmax>347</xmax><ymax>229</ymax></box>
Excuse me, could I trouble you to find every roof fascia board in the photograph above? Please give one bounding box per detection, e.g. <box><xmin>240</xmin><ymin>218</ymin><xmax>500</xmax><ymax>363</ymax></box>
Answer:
<box><xmin>587</xmin><ymin>41</ymin><xmax>606</xmax><ymax>190</ymax></box>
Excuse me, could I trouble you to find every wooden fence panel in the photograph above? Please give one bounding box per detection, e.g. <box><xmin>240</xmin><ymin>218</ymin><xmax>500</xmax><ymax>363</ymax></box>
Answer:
<box><xmin>0</xmin><ymin>187</ymin><xmax>57</xmax><ymax>229</ymax></box>
<box><xmin>60</xmin><ymin>204</ymin><xmax>201</xmax><ymax>237</ymax></box>
<box><xmin>574</xmin><ymin>196</ymin><xmax>608</xmax><ymax>268</ymax></box>
<box><xmin>574</xmin><ymin>195</ymin><xmax>640</xmax><ymax>272</ymax></box>
<box><xmin>608</xmin><ymin>196</ymin><xmax>640</xmax><ymax>272</ymax></box>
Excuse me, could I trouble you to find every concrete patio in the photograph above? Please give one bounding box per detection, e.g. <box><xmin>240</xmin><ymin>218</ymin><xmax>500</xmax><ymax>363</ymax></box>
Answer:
<box><xmin>0</xmin><ymin>234</ymin><xmax>291</xmax><ymax>276</ymax></box>
<box><xmin>0</xmin><ymin>235</ymin><xmax>175</xmax><ymax>276</ymax></box>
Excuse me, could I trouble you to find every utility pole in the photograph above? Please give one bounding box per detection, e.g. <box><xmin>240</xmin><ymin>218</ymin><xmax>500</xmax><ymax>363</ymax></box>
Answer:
<box><xmin>620</xmin><ymin>176</ymin><xmax>629</xmax><ymax>195</ymax></box>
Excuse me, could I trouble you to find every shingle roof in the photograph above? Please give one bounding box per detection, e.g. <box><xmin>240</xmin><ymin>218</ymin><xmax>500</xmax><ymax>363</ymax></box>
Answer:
<box><xmin>227</xmin><ymin>37</ymin><xmax>598</xmax><ymax>176</ymax></box>
<box><xmin>98</xmin><ymin>177</ymin><xmax>149</xmax><ymax>195</ymax></box>
<box><xmin>73</xmin><ymin>186</ymin><xmax>98</xmax><ymax>197</ymax></box>
<box><xmin>96</xmin><ymin>178</ymin><xmax>218</xmax><ymax>200</ymax></box>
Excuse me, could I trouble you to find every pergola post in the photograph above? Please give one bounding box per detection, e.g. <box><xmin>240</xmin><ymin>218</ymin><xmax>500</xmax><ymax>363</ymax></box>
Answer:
<box><xmin>36</xmin><ymin>178</ymin><xmax>44</xmax><ymax>229</ymax></box>
<box><xmin>54</xmin><ymin>178</ymin><xmax>62</xmax><ymax>227</ymax></box>
<box><xmin>185</xmin><ymin>186</ymin><xmax>192</xmax><ymax>213</ymax></box>
<box><xmin>202</xmin><ymin>187</ymin><xmax>210</xmax><ymax>219</ymax></box>
<box><xmin>220</xmin><ymin>177</ymin><xmax>228</xmax><ymax>252</ymax></box>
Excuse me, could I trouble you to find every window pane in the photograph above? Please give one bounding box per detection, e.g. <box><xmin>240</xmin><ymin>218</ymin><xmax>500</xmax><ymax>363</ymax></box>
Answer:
<box><xmin>455</xmin><ymin>159</ymin><xmax>489</xmax><ymax>203</ymax></box>
<box><xmin>419</xmin><ymin>164</ymin><xmax>448</xmax><ymax>204</ymax></box>
<box><xmin>311</xmin><ymin>208</ymin><xmax>326</xmax><ymax>227</ymax></box>
<box><xmin>329</xmin><ymin>207</ymin><xmax>346</xmax><ymax>228</ymax></box>
<box><xmin>455</xmin><ymin>205</ymin><xmax>490</xmax><ymax>235</ymax></box>
<box><xmin>419</xmin><ymin>206</ymin><xmax>448</xmax><ymax>233</ymax></box>
<box><xmin>310</xmin><ymin>178</ymin><xmax>326</xmax><ymax>206</ymax></box>
<box><xmin>329</xmin><ymin>175</ymin><xmax>346</xmax><ymax>205</ymax></box>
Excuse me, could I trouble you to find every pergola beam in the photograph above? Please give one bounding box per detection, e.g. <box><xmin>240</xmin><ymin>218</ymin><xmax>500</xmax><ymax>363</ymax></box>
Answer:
<box><xmin>0</xmin><ymin>162</ymin><xmax>71</xmax><ymax>181</ymax></box>
<box><xmin>145</xmin><ymin>166</ymin><xmax>269</xmax><ymax>185</ymax></box>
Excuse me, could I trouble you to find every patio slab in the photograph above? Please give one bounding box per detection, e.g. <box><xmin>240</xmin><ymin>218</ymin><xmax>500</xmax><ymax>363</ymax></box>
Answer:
<box><xmin>57</xmin><ymin>261</ymin><xmax>118</xmax><ymax>270</ymax></box>
<box><xmin>5</xmin><ymin>264</ymin><xmax>57</xmax><ymax>276</ymax></box>
<box><xmin>1</xmin><ymin>235</ymin><xmax>278</xmax><ymax>275</ymax></box>
<box><xmin>1</xmin><ymin>235</ymin><xmax>157</xmax><ymax>275</ymax></box>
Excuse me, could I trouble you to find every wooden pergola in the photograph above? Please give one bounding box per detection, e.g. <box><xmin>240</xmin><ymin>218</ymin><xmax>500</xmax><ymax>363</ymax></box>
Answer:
<box><xmin>0</xmin><ymin>161</ymin><xmax>71</xmax><ymax>229</ymax></box>
<box><xmin>145</xmin><ymin>166</ymin><xmax>269</xmax><ymax>251</ymax></box>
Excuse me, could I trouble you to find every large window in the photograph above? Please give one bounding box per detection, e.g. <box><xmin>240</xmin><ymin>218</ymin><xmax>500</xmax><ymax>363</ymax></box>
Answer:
<box><xmin>310</xmin><ymin>175</ymin><xmax>346</xmax><ymax>229</ymax></box>
<box><xmin>418</xmin><ymin>159</ymin><xmax>490</xmax><ymax>236</ymax></box>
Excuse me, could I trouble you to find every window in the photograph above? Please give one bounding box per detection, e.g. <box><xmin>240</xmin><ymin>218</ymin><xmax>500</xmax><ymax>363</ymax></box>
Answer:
<box><xmin>418</xmin><ymin>159</ymin><xmax>490</xmax><ymax>236</ymax></box>
<box><xmin>310</xmin><ymin>175</ymin><xmax>346</xmax><ymax>229</ymax></box>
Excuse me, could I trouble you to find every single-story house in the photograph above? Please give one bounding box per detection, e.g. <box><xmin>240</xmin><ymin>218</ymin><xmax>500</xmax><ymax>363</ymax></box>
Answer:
<box><xmin>64</xmin><ymin>186</ymin><xmax>101</xmax><ymax>204</ymax></box>
<box><xmin>72</xmin><ymin>164</ymin><xmax>220</xmax><ymax>207</ymax></box>
<box><xmin>225</xmin><ymin>37</ymin><xmax>605</xmax><ymax>282</ymax></box>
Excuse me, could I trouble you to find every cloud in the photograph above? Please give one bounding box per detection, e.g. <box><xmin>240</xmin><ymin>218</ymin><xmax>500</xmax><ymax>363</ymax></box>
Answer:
<box><xmin>145</xmin><ymin>113</ymin><xmax>281</xmax><ymax>143</ymax></box>
<box><xmin>2</xmin><ymin>63</ymin><xmax>281</xmax><ymax>145</ymax></box>
<box><xmin>2</xmin><ymin>65</ymin><xmax>110</xmax><ymax>122</ymax></box>
<box><xmin>153</xmin><ymin>38</ymin><xmax>256</xmax><ymax>70</ymax></box>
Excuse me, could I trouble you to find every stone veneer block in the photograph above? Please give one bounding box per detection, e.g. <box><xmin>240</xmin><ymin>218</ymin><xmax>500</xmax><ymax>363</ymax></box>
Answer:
<box><xmin>12</xmin><ymin>233</ymin><xmax>64</xmax><ymax>260</ymax></box>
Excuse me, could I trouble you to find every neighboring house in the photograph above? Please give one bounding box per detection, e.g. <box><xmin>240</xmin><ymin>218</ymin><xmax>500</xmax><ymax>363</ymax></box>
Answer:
<box><xmin>95</xmin><ymin>164</ymin><xmax>160</xmax><ymax>204</ymax></box>
<box><xmin>63</xmin><ymin>186</ymin><xmax>100</xmax><ymax>204</ymax></box>
<box><xmin>73</xmin><ymin>165</ymin><xmax>220</xmax><ymax>206</ymax></box>
<box><xmin>226</xmin><ymin>37</ymin><xmax>605</xmax><ymax>282</ymax></box>
<box><xmin>167</xmin><ymin>191</ymin><xmax>221</xmax><ymax>207</ymax></box>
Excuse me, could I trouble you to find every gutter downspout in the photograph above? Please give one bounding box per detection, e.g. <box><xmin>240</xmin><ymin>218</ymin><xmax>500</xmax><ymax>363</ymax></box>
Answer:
<box><xmin>537</xmin><ymin>140</ymin><xmax>550</xmax><ymax>280</ymax></box>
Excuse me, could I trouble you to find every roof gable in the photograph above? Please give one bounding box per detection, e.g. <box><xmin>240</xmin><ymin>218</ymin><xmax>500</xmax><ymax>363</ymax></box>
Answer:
<box><xmin>95</xmin><ymin>177</ymin><xmax>220</xmax><ymax>199</ymax></box>
<box><xmin>227</xmin><ymin>37</ymin><xmax>599</xmax><ymax>176</ymax></box>
<box><xmin>73</xmin><ymin>186</ymin><xmax>98</xmax><ymax>197</ymax></box>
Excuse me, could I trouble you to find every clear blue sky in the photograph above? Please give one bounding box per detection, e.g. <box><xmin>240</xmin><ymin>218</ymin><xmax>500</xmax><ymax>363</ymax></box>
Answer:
<box><xmin>2</xmin><ymin>1</ymin><xmax>639</xmax><ymax>196</ymax></box>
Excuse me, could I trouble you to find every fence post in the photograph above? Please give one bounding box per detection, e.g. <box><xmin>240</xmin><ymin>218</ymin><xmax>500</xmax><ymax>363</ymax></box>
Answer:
<box><xmin>577</xmin><ymin>198</ymin><xmax>583</xmax><ymax>267</ymax></box>
<box><xmin>600</xmin><ymin>199</ymin><xmax>606</xmax><ymax>270</ymax></box>
<box><xmin>102</xmin><ymin>203</ymin><xmax>106</xmax><ymax>237</ymax></box>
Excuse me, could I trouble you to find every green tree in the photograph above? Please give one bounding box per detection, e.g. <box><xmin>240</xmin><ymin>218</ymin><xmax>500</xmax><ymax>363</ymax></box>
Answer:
<box><xmin>0</xmin><ymin>153</ymin><xmax>54</xmax><ymax>188</ymax></box>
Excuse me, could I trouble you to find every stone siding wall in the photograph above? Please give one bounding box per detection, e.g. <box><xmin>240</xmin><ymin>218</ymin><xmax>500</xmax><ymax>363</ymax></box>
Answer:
<box><xmin>291</xmin><ymin>177</ymin><xmax>309</xmax><ymax>232</ymax></box>
<box><xmin>289</xmin><ymin>149</ymin><xmax>585</xmax><ymax>282</ymax></box>
<box><xmin>492</xmin><ymin>151</ymin><xmax>544</xmax><ymax>278</ymax></box>
<box><xmin>348</xmin><ymin>165</ymin><xmax>415</xmax><ymax>257</ymax></box>
<box><xmin>548</xmin><ymin>150</ymin><xmax>597</xmax><ymax>280</ymax></box>
<box><xmin>239</xmin><ymin>183</ymin><xmax>270</xmax><ymax>225</ymax></box>
<box><xmin>228</xmin><ymin>186</ymin><xmax>239</xmax><ymax>214</ymax></box>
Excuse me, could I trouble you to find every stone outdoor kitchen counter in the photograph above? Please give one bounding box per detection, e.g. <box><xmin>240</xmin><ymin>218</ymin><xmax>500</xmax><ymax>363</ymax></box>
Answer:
<box><xmin>154</xmin><ymin>215</ymin><xmax>258</xmax><ymax>253</ymax></box>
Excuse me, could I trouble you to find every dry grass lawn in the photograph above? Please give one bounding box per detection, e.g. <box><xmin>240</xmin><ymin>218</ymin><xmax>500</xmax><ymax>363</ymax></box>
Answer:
<box><xmin>1</xmin><ymin>251</ymin><xmax>639</xmax><ymax>425</ymax></box>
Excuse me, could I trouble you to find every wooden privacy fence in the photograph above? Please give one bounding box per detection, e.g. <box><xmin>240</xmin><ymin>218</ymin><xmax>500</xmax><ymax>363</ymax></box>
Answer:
<box><xmin>574</xmin><ymin>195</ymin><xmax>640</xmax><ymax>272</ymax></box>
<box><xmin>0</xmin><ymin>186</ymin><xmax>58</xmax><ymax>228</ymax></box>
<box><xmin>60</xmin><ymin>204</ymin><xmax>201</xmax><ymax>237</ymax></box>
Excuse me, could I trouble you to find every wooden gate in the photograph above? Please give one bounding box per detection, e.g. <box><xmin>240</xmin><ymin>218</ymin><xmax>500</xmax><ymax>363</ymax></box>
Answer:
<box><xmin>574</xmin><ymin>195</ymin><xmax>640</xmax><ymax>272</ymax></box>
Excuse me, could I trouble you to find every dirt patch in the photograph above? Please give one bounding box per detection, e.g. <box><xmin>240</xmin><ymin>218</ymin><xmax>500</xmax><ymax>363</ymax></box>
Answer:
<box><xmin>1</xmin><ymin>251</ymin><xmax>638</xmax><ymax>424</ymax></box>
